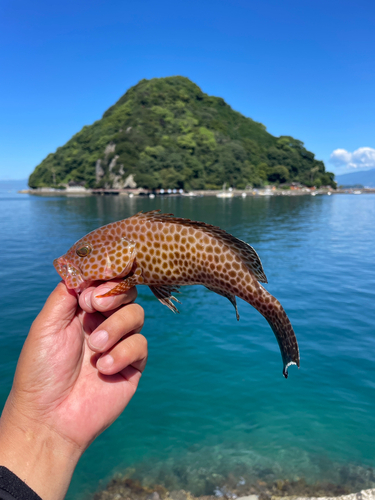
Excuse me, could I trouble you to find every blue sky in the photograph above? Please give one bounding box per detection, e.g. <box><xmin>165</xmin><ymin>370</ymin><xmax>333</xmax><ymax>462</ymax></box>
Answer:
<box><xmin>1</xmin><ymin>0</ymin><xmax>374</xmax><ymax>180</ymax></box>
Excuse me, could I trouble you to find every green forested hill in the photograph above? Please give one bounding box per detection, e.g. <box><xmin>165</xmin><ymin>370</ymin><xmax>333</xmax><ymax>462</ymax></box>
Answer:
<box><xmin>29</xmin><ymin>77</ymin><xmax>335</xmax><ymax>189</ymax></box>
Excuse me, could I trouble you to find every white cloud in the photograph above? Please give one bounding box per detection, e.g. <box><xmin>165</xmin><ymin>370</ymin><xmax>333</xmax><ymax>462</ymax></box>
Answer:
<box><xmin>330</xmin><ymin>147</ymin><xmax>375</xmax><ymax>171</ymax></box>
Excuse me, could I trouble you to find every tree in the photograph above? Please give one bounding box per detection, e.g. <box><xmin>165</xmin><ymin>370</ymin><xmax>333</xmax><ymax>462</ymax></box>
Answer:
<box><xmin>135</xmin><ymin>173</ymin><xmax>160</xmax><ymax>190</ymax></box>
<box><xmin>268</xmin><ymin>165</ymin><xmax>290</xmax><ymax>183</ymax></box>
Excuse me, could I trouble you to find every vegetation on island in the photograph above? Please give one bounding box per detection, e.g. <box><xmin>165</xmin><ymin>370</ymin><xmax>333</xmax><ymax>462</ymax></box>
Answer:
<box><xmin>29</xmin><ymin>77</ymin><xmax>336</xmax><ymax>190</ymax></box>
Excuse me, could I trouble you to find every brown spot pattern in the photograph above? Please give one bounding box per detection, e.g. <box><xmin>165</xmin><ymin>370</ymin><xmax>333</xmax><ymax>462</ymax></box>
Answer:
<box><xmin>54</xmin><ymin>210</ymin><xmax>299</xmax><ymax>376</ymax></box>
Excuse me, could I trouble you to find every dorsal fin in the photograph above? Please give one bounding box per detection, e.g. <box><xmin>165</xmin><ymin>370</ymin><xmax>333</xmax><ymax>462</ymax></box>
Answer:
<box><xmin>133</xmin><ymin>211</ymin><xmax>268</xmax><ymax>283</ymax></box>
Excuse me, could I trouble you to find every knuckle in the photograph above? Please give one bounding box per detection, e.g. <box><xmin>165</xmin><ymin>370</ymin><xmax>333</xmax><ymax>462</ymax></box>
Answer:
<box><xmin>128</xmin><ymin>303</ymin><xmax>145</xmax><ymax>327</ymax></box>
<box><xmin>129</xmin><ymin>333</ymin><xmax>147</xmax><ymax>351</ymax></box>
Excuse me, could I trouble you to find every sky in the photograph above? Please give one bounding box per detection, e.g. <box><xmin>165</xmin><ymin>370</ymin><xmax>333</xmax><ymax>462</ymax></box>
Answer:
<box><xmin>1</xmin><ymin>0</ymin><xmax>374</xmax><ymax>180</ymax></box>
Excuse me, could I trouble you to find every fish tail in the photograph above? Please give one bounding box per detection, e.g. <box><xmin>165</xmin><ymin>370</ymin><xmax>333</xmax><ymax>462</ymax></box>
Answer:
<box><xmin>239</xmin><ymin>282</ymin><xmax>300</xmax><ymax>378</ymax></box>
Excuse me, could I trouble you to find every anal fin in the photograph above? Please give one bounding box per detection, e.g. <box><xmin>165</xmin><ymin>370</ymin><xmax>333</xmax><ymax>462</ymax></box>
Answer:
<box><xmin>149</xmin><ymin>285</ymin><xmax>181</xmax><ymax>314</ymax></box>
<box><xmin>205</xmin><ymin>286</ymin><xmax>240</xmax><ymax>321</ymax></box>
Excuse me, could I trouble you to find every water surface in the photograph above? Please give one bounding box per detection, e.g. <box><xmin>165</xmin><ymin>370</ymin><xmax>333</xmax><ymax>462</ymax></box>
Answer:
<box><xmin>0</xmin><ymin>186</ymin><xmax>374</xmax><ymax>498</ymax></box>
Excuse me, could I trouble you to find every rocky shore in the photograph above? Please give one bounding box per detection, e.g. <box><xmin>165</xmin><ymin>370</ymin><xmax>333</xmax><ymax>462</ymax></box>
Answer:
<box><xmin>90</xmin><ymin>461</ymin><xmax>375</xmax><ymax>500</ymax></box>
<box><xmin>92</xmin><ymin>476</ymin><xmax>375</xmax><ymax>500</ymax></box>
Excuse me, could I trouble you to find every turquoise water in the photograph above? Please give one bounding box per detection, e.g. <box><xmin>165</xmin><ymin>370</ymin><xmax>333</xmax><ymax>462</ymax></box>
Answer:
<box><xmin>1</xmin><ymin>184</ymin><xmax>374</xmax><ymax>498</ymax></box>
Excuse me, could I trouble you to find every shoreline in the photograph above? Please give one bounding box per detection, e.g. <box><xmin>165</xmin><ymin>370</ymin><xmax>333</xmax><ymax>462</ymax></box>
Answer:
<box><xmin>18</xmin><ymin>187</ymin><xmax>375</xmax><ymax>197</ymax></box>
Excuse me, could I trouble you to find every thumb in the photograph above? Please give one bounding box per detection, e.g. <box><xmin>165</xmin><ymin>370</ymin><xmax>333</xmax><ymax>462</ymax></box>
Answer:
<box><xmin>31</xmin><ymin>282</ymin><xmax>78</xmax><ymax>339</ymax></box>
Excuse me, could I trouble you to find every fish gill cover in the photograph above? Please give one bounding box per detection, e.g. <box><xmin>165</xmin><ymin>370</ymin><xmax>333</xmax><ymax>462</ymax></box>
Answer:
<box><xmin>28</xmin><ymin>76</ymin><xmax>335</xmax><ymax>190</ymax></box>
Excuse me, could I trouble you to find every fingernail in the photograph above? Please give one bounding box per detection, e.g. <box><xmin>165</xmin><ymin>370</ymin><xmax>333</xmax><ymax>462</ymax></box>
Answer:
<box><xmin>98</xmin><ymin>354</ymin><xmax>114</xmax><ymax>370</ymax></box>
<box><xmin>84</xmin><ymin>292</ymin><xmax>92</xmax><ymax>310</ymax></box>
<box><xmin>94</xmin><ymin>291</ymin><xmax>113</xmax><ymax>307</ymax></box>
<box><xmin>90</xmin><ymin>330</ymin><xmax>108</xmax><ymax>349</ymax></box>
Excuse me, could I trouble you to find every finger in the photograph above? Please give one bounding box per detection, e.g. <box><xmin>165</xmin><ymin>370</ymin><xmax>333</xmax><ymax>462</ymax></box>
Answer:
<box><xmin>88</xmin><ymin>303</ymin><xmax>144</xmax><ymax>353</ymax></box>
<box><xmin>80</xmin><ymin>281</ymin><xmax>138</xmax><ymax>313</ymax></box>
<box><xmin>119</xmin><ymin>365</ymin><xmax>143</xmax><ymax>391</ymax></box>
<box><xmin>32</xmin><ymin>282</ymin><xmax>78</xmax><ymax>336</ymax></box>
<box><xmin>97</xmin><ymin>333</ymin><xmax>148</xmax><ymax>376</ymax></box>
<box><xmin>79</xmin><ymin>285</ymin><xmax>98</xmax><ymax>313</ymax></box>
<box><xmin>80</xmin><ymin>309</ymin><xmax>106</xmax><ymax>336</ymax></box>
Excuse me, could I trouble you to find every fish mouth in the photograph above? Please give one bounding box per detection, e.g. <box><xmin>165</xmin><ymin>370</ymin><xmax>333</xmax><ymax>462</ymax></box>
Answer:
<box><xmin>53</xmin><ymin>257</ymin><xmax>87</xmax><ymax>292</ymax></box>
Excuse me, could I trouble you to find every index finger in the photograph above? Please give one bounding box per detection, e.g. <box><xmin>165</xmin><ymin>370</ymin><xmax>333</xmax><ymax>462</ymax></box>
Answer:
<box><xmin>79</xmin><ymin>280</ymin><xmax>138</xmax><ymax>313</ymax></box>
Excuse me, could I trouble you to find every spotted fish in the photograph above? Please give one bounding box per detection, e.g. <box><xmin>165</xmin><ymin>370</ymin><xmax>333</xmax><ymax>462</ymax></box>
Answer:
<box><xmin>54</xmin><ymin>210</ymin><xmax>299</xmax><ymax>377</ymax></box>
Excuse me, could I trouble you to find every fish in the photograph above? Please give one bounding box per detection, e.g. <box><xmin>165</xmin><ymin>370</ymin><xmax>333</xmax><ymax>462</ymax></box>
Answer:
<box><xmin>54</xmin><ymin>210</ymin><xmax>300</xmax><ymax>377</ymax></box>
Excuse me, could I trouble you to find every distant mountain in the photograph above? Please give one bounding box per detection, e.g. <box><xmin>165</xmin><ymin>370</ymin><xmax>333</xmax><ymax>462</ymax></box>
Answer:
<box><xmin>29</xmin><ymin>76</ymin><xmax>335</xmax><ymax>190</ymax></box>
<box><xmin>335</xmin><ymin>168</ymin><xmax>375</xmax><ymax>187</ymax></box>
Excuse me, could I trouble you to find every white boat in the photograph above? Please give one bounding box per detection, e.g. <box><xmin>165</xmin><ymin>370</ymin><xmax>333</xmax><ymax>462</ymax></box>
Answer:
<box><xmin>216</xmin><ymin>191</ymin><xmax>233</xmax><ymax>198</ymax></box>
<box><xmin>217</xmin><ymin>191</ymin><xmax>233</xmax><ymax>198</ymax></box>
<box><xmin>259</xmin><ymin>188</ymin><xmax>273</xmax><ymax>196</ymax></box>
<box><xmin>353</xmin><ymin>190</ymin><xmax>362</xmax><ymax>195</ymax></box>
<box><xmin>241</xmin><ymin>192</ymin><xmax>247</xmax><ymax>198</ymax></box>
<box><xmin>216</xmin><ymin>183</ymin><xmax>233</xmax><ymax>198</ymax></box>
<box><xmin>149</xmin><ymin>193</ymin><xmax>155</xmax><ymax>199</ymax></box>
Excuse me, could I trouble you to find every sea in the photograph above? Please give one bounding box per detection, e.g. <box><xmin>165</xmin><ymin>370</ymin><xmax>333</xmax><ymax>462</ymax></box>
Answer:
<box><xmin>0</xmin><ymin>181</ymin><xmax>374</xmax><ymax>499</ymax></box>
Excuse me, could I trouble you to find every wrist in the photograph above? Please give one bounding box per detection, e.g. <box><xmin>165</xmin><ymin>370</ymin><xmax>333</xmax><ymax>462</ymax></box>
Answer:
<box><xmin>0</xmin><ymin>398</ymin><xmax>82</xmax><ymax>500</ymax></box>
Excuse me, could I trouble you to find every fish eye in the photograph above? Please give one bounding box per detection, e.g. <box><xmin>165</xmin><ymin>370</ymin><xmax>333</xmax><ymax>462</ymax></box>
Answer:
<box><xmin>76</xmin><ymin>244</ymin><xmax>92</xmax><ymax>258</ymax></box>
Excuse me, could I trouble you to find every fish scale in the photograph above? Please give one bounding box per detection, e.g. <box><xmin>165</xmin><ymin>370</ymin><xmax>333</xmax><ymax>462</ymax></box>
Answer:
<box><xmin>54</xmin><ymin>210</ymin><xmax>300</xmax><ymax>378</ymax></box>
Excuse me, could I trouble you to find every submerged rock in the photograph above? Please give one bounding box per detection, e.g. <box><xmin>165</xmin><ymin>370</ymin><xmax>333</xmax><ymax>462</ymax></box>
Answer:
<box><xmin>271</xmin><ymin>487</ymin><xmax>375</xmax><ymax>500</ymax></box>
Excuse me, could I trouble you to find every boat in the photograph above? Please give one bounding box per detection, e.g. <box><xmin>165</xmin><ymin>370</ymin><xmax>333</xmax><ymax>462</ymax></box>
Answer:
<box><xmin>216</xmin><ymin>183</ymin><xmax>233</xmax><ymax>198</ymax></box>
<box><xmin>259</xmin><ymin>188</ymin><xmax>273</xmax><ymax>196</ymax></box>
<box><xmin>216</xmin><ymin>191</ymin><xmax>233</xmax><ymax>198</ymax></box>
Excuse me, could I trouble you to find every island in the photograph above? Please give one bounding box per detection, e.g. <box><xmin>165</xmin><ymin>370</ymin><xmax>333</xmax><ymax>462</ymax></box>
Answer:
<box><xmin>28</xmin><ymin>76</ymin><xmax>336</xmax><ymax>191</ymax></box>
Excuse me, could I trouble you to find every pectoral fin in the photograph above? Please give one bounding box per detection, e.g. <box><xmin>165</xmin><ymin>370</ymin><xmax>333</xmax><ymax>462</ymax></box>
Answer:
<box><xmin>149</xmin><ymin>285</ymin><xmax>181</xmax><ymax>313</ymax></box>
<box><xmin>97</xmin><ymin>266</ymin><xmax>144</xmax><ymax>297</ymax></box>
<box><xmin>205</xmin><ymin>286</ymin><xmax>240</xmax><ymax>321</ymax></box>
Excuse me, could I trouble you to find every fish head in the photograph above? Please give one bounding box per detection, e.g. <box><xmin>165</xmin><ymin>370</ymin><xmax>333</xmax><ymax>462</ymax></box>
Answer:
<box><xmin>54</xmin><ymin>228</ymin><xmax>137</xmax><ymax>292</ymax></box>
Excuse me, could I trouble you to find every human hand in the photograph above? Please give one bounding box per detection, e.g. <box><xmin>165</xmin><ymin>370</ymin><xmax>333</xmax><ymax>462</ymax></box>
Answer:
<box><xmin>0</xmin><ymin>281</ymin><xmax>147</xmax><ymax>500</ymax></box>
